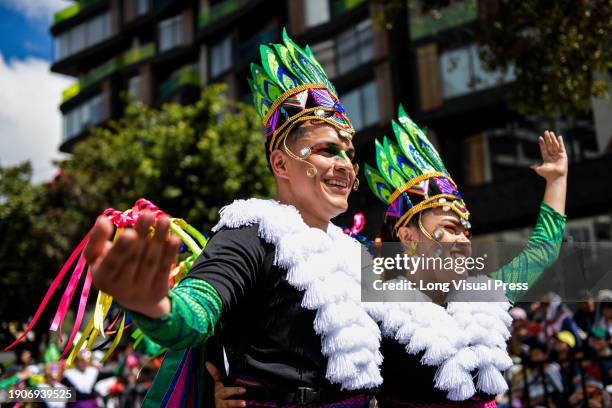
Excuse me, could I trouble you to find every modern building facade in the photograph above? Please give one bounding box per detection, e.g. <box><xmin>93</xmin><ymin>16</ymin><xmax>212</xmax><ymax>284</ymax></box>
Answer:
<box><xmin>50</xmin><ymin>0</ymin><xmax>612</xmax><ymax>240</ymax></box>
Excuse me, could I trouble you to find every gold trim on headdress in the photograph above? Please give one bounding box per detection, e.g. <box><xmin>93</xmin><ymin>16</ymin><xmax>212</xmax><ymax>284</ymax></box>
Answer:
<box><xmin>394</xmin><ymin>194</ymin><xmax>467</xmax><ymax>231</ymax></box>
<box><xmin>387</xmin><ymin>172</ymin><xmax>457</xmax><ymax>204</ymax></box>
<box><xmin>262</xmin><ymin>83</ymin><xmax>332</xmax><ymax>127</ymax></box>
<box><xmin>270</xmin><ymin>108</ymin><xmax>355</xmax><ymax>152</ymax></box>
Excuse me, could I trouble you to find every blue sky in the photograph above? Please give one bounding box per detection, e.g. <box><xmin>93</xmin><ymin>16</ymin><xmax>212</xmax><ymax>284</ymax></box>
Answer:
<box><xmin>0</xmin><ymin>0</ymin><xmax>71</xmax><ymax>183</ymax></box>
<box><xmin>0</xmin><ymin>4</ymin><xmax>54</xmax><ymax>61</ymax></box>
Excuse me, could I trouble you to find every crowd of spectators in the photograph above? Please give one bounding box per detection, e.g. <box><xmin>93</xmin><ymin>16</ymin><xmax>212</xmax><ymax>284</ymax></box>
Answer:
<box><xmin>2</xmin><ymin>290</ymin><xmax>612</xmax><ymax>407</ymax></box>
<box><xmin>0</xmin><ymin>343</ymin><xmax>158</xmax><ymax>407</ymax></box>
<box><xmin>501</xmin><ymin>290</ymin><xmax>612</xmax><ymax>407</ymax></box>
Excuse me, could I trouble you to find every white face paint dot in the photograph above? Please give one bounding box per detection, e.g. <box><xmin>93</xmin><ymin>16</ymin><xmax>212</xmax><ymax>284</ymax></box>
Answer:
<box><xmin>442</xmin><ymin>206</ymin><xmax>450</xmax><ymax>212</ymax></box>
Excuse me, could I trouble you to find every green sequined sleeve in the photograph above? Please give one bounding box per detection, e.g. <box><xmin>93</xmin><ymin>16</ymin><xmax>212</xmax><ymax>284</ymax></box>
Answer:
<box><xmin>0</xmin><ymin>374</ymin><xmax>20</xmax><ymax>390</ymax></box>
<box><xmin>128</xmin><ymin>278</ymin><xmax>222</xmax><ymax>350</ymax></box>
<box><xmin>490</xmin><ymin>202</ymin><xmax>567</xmax><ymax>303</ymax></box>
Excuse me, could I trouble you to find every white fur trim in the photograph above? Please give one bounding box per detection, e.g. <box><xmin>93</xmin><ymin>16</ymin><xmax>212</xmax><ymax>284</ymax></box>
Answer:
<box><xmin>213</xmin><ymin>199</ymin><xmax>382</xmax><ymax>390</ymax></box>
<box><xmin>365</xmin><ymin>274</ymin><xmax>513</xmax><ymax>401</ymax></box>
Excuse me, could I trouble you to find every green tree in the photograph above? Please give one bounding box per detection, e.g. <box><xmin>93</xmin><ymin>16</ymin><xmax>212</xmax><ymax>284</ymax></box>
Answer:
<box><xmin>373</xmin><ymin>0</ymin><xmax>611</xmax><ymax>117</ymax></box>
<box><xmin>0</xmin><ymin>163</ymin><xmax>69</xmax><ymax>348</ymax></box>
<box><xmin>0</xmin><ymin>84</ymin><xmax>274</xmax><ymax>347</ymax></box>
<box><xmin>58</xmin><ymin>83</ymin><xmax>274</xmax><ymax>230</ymax></box>
<box><xmin>478</xmin><ymin>0</ymin><xmax>611</xmax><ymax>117</ymax></box>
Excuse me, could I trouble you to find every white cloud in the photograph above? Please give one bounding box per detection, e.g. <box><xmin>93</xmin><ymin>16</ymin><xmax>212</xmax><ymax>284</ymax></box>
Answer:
<box><xmin>0</xmin><ymin>0</ymin><xmax>66</xmax><ymax>21</ymax></box>
<box><xmin>0</xmin><ymin>53</ymin><xmax>73</xmax><ymax>183</ymax></box>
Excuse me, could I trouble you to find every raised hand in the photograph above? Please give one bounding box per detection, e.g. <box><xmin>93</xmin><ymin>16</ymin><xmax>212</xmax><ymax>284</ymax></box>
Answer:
<box><xmin>530</xmin><ymin>130</ymin><xmax>568</xmax><ymax>182</ymax></box>
<box><xmin>84</xmin><ymin>212</ymin><xmax>182</xmax><ymax>318</ymax></box>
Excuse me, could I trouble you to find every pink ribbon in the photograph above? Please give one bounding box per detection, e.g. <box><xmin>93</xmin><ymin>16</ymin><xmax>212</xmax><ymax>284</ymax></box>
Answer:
<box><xmin>5</xmin><ymin>198</ymin><xmax>170</xmax><ymax>352</ymax></box>
<box><xmin>60</xmin><ymin>268</ymin><xmax>92</xmax><ymax>358</ymax></box>
<box><xmin>4</xmin><ymin>231</ymin><xmax>91</xmax><ymax>351</ymax></box>
<box><xmin>102</xmin><ymin>199</ymin><xmax>167</xmax><ymax>229</ymax></box>
<box><xmin>50</xmin><ymin>252</ymin><xmax>87</xmax><ymax>341</ymax></box>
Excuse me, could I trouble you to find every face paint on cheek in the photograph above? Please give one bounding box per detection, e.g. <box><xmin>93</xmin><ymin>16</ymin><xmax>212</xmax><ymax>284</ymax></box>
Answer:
<box><xmin>335</xmin><ymin>150</ymin><xmax>351</xmax><ymax>163</ymax></box>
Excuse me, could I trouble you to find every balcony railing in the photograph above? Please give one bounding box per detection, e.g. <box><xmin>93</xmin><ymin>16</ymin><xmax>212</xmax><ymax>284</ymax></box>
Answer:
<box><xmin>54</xmin><ymin>0</ymin><xmax>104</xmax><ymax>24</ymax></box>
<box><xmin>62</xmin><ymin>43</ymin><xmax>155</xmax><ymax>103</ymax></box>
<box><xmin>62</xmin><ymin>83</ymin><xmax>81</xmax><ymax>103</ymax></box>
<box><xmin>81</xmin><ymin>58</ymin><xmax>120</xmax><ymax>89</ymax></box>
<box><xmin>123</xmin><ymin>43</ymin><xmax>155</xmax><ymax>67</ymax></box>
<box><xmin>330</xmin><ymin>0</ymin><xmax>365</xmax><ymax>18</ymax></box>
<box><xmin>199</xmin><ymin>0</ymin><xmax>239</xmax><ymax>28</ymax></box>
<box><xmin>158</xmin><ymin>66</ymin><xmax>201</xmax><ymax>100</ymax></box>
<box><xmin>410</xmin><ymin>0</ymin><xmax>478</xmax><ymax>41</ymax></box>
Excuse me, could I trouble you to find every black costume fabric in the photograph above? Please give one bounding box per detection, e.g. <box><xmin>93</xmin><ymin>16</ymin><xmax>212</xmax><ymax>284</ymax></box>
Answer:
<box><xmin>188</xmin><ymin>225</ymin><xmax>336</xmax><ymax>391</ymax></box>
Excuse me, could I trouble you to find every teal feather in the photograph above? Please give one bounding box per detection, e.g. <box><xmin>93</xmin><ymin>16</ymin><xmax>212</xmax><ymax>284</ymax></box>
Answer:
<box><xmin>247</xmin><ymin>77</ymin><xmax>270</xmax><ymax>119</ymax></box>
<box><xmin>375</xmin><ymin>139</ymin><xmax>405</xmax><ymax>189</ymax></box>
<box><xmin>364</xmin><ymin>164</ymin><xmax>394</xmax><ymax>204</ymax></box>
<box><xmin>397</xmin><ymin>105</ymin><xmax>448</xmax><ymax>174</ymax></box>
<box><xmin>260</xmin><ymin>45</ymin><xmax>298</xmax><ymax>91</ymax></box>
<box><xmin>273</xmin><ymin>44</ymin><xmax>310</xmax><ymax>84</ymax></box>
<box><xmin>383</xmin><ymin>137</ymin><xmax>419</xmax><ymax>181</ymax></box>
<box><xmin>392</xmin><ymin>120</ymin><xmax>434</xmax><ymax>174</ymax></box>
<box><xmin>281</xmin><ymin>28</ymin><xmax>336</xmax><ymax>94</ymax></box>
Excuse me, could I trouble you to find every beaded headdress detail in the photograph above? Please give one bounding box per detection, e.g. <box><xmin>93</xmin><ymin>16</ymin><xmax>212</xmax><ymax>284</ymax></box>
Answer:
<box><xmin>248</xmin><ymin>28</ymin><xmax>355</xmax><ymax>155</ymax></box>
<box><xmin>364</xmin><ymin>105</ymin><xmax>470</xmax><ymax>231</ymax></box>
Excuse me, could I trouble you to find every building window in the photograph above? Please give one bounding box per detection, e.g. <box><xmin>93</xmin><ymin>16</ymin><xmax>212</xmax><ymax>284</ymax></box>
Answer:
<box><xmin>336</xmin><ymin>19</ymin><xmax>373</xmax><ymax>75</ymax></box>
<box><xmin>135</xmin><ymin>0</ymin><xmax>151</xmax><ymax>16</ymax></box>
<box><xmin>439</xmin><ymin>43</ymin><xmax>515</xmax><ymax>99</ymax></box>
<box><xmin>341</xmin><ymin>81</ymin><xmax>379</xmax><ymax>131</ymax></box>
<box><xmin>135</xmin><ymin>0</ymin><xmax>152</xmax><ymax>16</ymax></box>
<box><xmin>309</xmin><ymin>19</ymin><xmax>372</xmax><ymax>79</ymax></box>
<box><xmin>209</xmin><ymin>36</ymin><xmax>233</xmax><ymax>79</ymax></box>
<box><xmin>408</xmin><ymin>0</ymin><xmax>478</xmax><ymax>41</ymax></box>
<box><xmin>54</xmin><ymin>12</ymin><xmax>112</xmax><ymax>60</ymax></box>
<box><xmin>159</xmin><ymin>15</ymin><xmax>183</xmax><ymax>52</ymax></box>
<box><xmin>128</xmin><ymin>75</ymin><xmax>141</xmax><ymax>101</ymax></box>
<box><xmin>304</xmin><ymin>0</ymin><xmax>330</xmax><ymax>28</ymax></box>
<box><xmin>416</xmin><ymin>43</ymin><xmax>442</xmax><ymax>111</ymax></box>
<box><xmin>63</xmin><ymin>94</ymin><xmax>104</xmax><ymax>142</ymax></box>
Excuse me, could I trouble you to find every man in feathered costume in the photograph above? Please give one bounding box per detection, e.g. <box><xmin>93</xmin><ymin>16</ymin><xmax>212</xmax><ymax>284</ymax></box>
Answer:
<box><xmin>212</xmin><ymin>107</ymin><xmax>568</xmax><ymax>407</ymax></box>
<box><xmin>362</xmin><ymin>108</ymin><xmax>567</xmax><ymax>406</ymax></box>
<box><xmin>84</xmin><ymin>29</ymin><xmax>385</xmax><ymax>407</ymax></box>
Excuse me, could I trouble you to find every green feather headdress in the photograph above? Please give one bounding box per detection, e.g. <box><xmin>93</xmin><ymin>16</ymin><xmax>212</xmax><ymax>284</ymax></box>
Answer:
<box><xmin>248</xmin><ymin>28</ymin><xmax>355</xmax><ymax>155</ymax></box>
<box><xmin>364</xmin><ymin>105</ymin><xmax>470</xmax><ymax>231</ymax></box>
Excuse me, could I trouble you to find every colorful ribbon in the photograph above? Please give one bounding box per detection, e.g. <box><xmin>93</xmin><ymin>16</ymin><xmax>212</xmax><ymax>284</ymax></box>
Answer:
<box><xmin>5</xmin><ymin>197</ymin><xmax>209</xmax><ymax>372</ymax></box>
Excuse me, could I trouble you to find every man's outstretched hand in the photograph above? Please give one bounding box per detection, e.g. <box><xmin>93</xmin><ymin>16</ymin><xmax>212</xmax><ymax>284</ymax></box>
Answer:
<box><xmin>84</xmin><ymin>212</ymin><xmax>182</xmax><ymax>318</ymax></box>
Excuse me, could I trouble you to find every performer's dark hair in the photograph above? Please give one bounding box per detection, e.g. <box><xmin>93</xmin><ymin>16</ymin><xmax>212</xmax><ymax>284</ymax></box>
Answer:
<box><xmin>378</xmin><ymin>211</ymin><xmax>424</xmax><ymax>243</ymax></box>
<box><xmin>378</xmin><ymin>212</ymin><xmax>425</xmax><ymax>281</ymax></box>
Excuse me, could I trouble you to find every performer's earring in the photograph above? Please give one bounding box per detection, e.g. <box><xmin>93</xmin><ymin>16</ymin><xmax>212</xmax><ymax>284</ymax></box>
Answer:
<box><xmin>352</xmin><ymin>178</ymin><xmax>360</xmax><ymax>191</ymax></box>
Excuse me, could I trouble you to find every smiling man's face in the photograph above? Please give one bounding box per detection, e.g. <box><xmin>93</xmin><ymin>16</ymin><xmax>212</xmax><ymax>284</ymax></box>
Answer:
<box><xmin>284</xmin><ymin>122</ymin><xmax>357</xmax><ymax>222</ymax></box>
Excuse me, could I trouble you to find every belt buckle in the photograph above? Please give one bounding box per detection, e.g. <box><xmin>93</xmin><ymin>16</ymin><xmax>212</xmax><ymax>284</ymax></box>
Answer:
<box><xmin>295</xmin><ymin>387</ymin><xmax>310</xmax><ymax>405</ymax></box>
